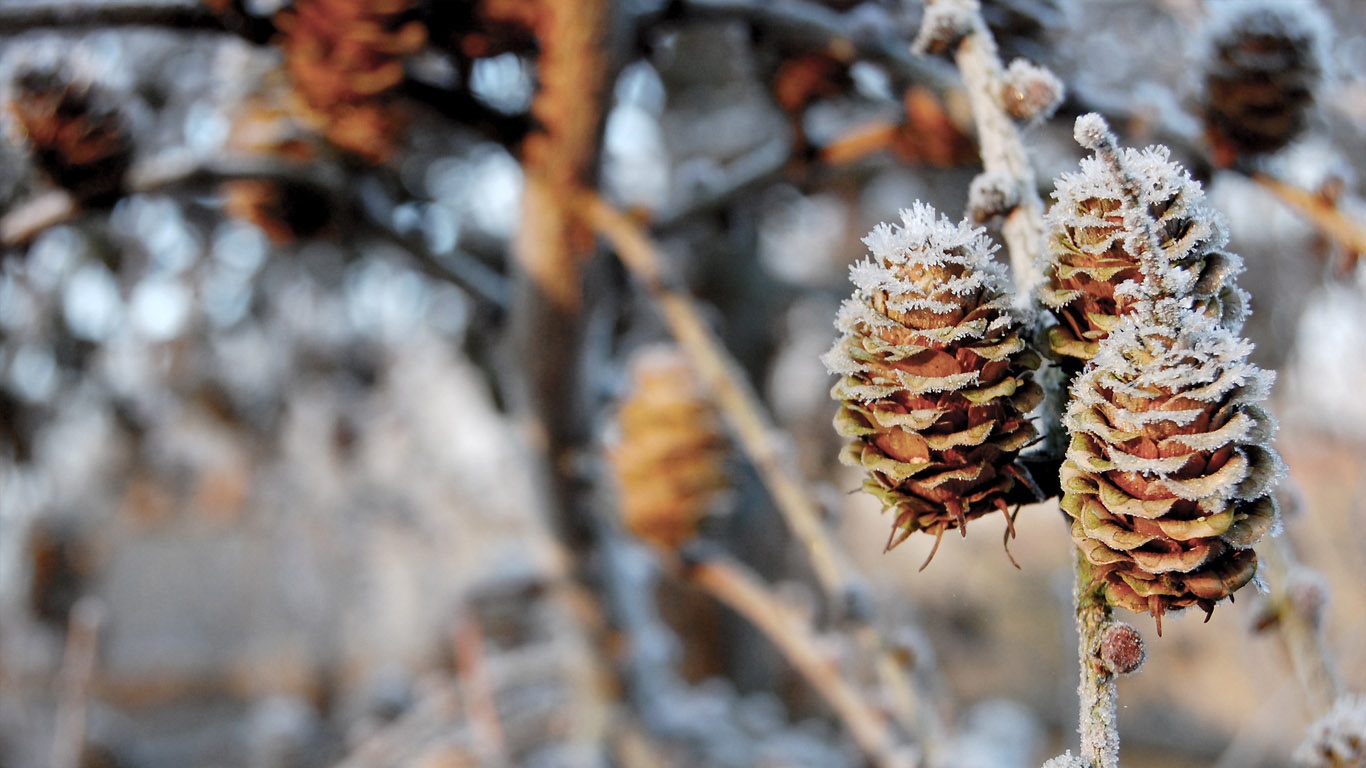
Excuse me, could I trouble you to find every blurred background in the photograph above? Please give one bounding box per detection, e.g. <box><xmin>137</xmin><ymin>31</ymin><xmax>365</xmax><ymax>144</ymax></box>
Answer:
<box><xmin>1</xmin><ymin>0</ymin><xmax>1364</xmax><ymax>766</ymax></box>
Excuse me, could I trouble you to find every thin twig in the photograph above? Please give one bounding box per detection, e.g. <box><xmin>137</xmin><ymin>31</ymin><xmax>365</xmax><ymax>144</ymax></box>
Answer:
<box><xmin>50</xmin><ymin>598</ymin><xmax>105</xmax><ymax>768</ymax></box>
<box><xmin>580</xmin><ymin>191</ymin><xmax>853</xmax><ymax>607</ymax></box>
<box><xmin>672</xmin><ymin>0</ymin><xmax>957</xmax><ymax>93</ymax></box>
<box><xmin>946</xmin><ymin>1</ymin><xmax>1048</xmax><ymax>306</ymax></box>
<box><xmin>0</xmin><ymin>0</ymin><xmax>215</xmax><ymax>34</ymax></box>
<box><xmin>453</xmin><ymin>614</ymin><xmax>510</xmax><ymax>767</ymax></box>
<box><xmin>1074</xmin><ymin>552</ymin><xmax>1120</xmax><ymax>768</ymax></box>
<box><xmin>678</xmin><ymin>551</ymin><xmax>916</xmax><ymax>768</ymax></box>
<box><xmin>1252</xmin><ymin>174</ymin><xmax>1366</xmax><ymax>259</ymax></box>
<box><xmin>1261</xmin><ymin>532</ymin><xmax>1344</xmax><ymax>716</ymax></box>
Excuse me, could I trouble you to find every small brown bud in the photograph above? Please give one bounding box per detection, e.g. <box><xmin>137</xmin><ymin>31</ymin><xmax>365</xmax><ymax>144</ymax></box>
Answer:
<box><xmin>1098</xmin><ymin>622</ymin><xmax>1146</xmax><ymax>676</ymax></box>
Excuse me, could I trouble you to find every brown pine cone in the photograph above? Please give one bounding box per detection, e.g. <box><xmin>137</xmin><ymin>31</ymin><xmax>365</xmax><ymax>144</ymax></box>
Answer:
<box><xmin>6</xmin><ymin>69</ymin><xmax>131</xmax><ymax>207</ymax></box>
<box><xmin>1201</xmin><ymin>0</ymin><xmax>1327</xmax><ymax>167</ymax></box>
<box><xmin>1040</xmin><ymin>143</ymin><xmax>1247</xmax><ymax>370</ymax></box>
<box><xmin>608</xmin><ymin>345</ymin><xmax>729</xmax><ymax>550</ymax></box>
<box><xmin>275</xmin><ymin>0</ymin><xmax>426</xmax><ymax>163</ymax></box>
<box><xmin>1061</xmin><ymin>299</ymin><xmax>1281</xmax><ymax>630</ymax></box>
<box><xmin>823</xmin><ymin>204</ymin><xmax>1041</xmax><ymax>561</ymax></box>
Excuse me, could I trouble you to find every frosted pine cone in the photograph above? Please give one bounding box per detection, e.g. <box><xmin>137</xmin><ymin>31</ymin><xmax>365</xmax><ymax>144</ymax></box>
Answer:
<box><xmin>1041</xmin><ymin>139</ymin><xmax>1247</xmax><ymax>369</ymax></box>
<box><xmin>1061</xmin><ymin>300</ymin><xmax>1282</xmax><ymax>629</ymax></box>
<box><xmin>1201</xmin><ymin>0</ymin><xmax>1327</xmax><ymax>167</ymax></box>
<box><xmin>608</xmin><ymin>345</ymin><xmax>729</xmax><ymax>550</ymax></box>
<box><xmin>823</xmin><ymin>204</ymin><xmax>1041</xmax><ymax>560</ymax></box>
<box><xmin>1294</xmin><ymin>694</ymin><xmax>1366</xmax><ymax>768</ymax></box>
<box><xmin>6</xmin><ymin>69</ymin><xmax>131</xmax><ymax>207</ymax></box>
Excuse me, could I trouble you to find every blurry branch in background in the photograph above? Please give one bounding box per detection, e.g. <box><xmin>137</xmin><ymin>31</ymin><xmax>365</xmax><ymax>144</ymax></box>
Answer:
<box><xmin>50</xmin><ymin>598</ymin><xmax>105</xmax><ymax>768</ymax></box>
<box><xmin>584</xmin><ymin>191</ymin><xmax>946</xmax><ymax>760</ymax></box>
<box><xmin>0</xmin><ymin>0</ymin><xmax>214</xmax><ymax>34</ymax></box>
<box><xmin>581</xmin><ymin>192</ymin><xmax>855</xmax><ymax>607</ymax></box>
<box><xmin>0</xmin><ymin>153</ymin><xmax>513</xmax><ymax>310</ymax></box>
<box><xmin>669</xmin><ymin>0</ymin><xmax>957</xmax><ymax>93</ymax></box>
<box><xmin>1252</xmin><ymin>174</ymin><xmax>1366</xmax><ymax>271</ymax></box>
<box><xmin>675</xmin><ymin>548</ymin><xmax>917</xmax><ymax>768</ymax></box>
<box><xmin>1254</xmin><ymin>482</ymin><xmax>1344</xmax><ymax>717</ymax></box>
<box><xmin>452</xmin><ymin>614</ymin><xmax>510</xmax><ymax>767</ymax></box>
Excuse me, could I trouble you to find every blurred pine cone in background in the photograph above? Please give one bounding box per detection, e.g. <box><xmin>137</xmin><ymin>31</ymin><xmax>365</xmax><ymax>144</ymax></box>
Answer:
<box><xmin>5</xmin><ymin>68</ymin><xmax>131</xmax><ymax>207</ymax></box>
<box><xmin>608</xmin><ymin>345</ymin><xmax>730</xmax><ymax>551</ymax></box>
<box><xmin>275</xmin><ymin>0</ymin><xmax>426</xmax><ymax>163</ymax></box>
<box><xmin>1201</xmin><ymin>0</ymin><xmax>1327</xmax><ymax>168</ymax></box>
<box><xmin>822</xmin><ymin>204</ymin><xmax>1041</xmax><ymax>561</ymax></box>
<box><xmin>1040</xmin><ymin>144</ymin><xmax>1247</xmax><ymax>372</ymax></box>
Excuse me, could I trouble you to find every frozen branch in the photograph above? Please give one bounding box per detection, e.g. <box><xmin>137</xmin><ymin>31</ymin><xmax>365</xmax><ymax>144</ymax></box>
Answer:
<box><xmin>1073</xmin><ymin>553</ymin><xmax>1120</xmax><ymax>768</ymax></box>
<box><xmin>581</xmin><ymin>192</ymin><xmax>855</xmax><ymax>608</ymax></box>
<box><xmin>678</xmin><ymin>550</ymin><xmax>916</xmax><ymax>768</ymax></box>
<box><xmin>927</xmin><ymin>0</ymin><xmax>1048</xmax><ymax>307</ymax></box>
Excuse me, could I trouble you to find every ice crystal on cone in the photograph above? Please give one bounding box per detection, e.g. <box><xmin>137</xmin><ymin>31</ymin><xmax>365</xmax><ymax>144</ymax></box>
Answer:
<box><xmin>608</xmin><ymin>345</ymin><xmax>729</xmax><ymax>551</ymax></box>
<box><xmin>1201</xmin><ymin>0</ymin><xmax>1328</xmax><ymax>167</ymax></box>
<box><xmin>1041</xmin><ymin>118</ymin><xmax>1248</xmax><ymax>369</ymax></box>
<box><xmin>1061</xmin><ymin>302</ymin><xmax>1282</xmax><ymax>628</ymax></box>
<box><xmin>823</xmin><ymin>204</ymin><xmax>1041</xmax><ymax>562</ymax></box>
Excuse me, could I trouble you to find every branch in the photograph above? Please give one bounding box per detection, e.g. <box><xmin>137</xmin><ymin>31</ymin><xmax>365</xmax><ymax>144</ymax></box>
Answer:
<box><xmin>1074</xmin><ymin>553</ymin><xmax>1120</xmax><ymax>768</ymax></box>
<box><xmin>941</xmin><ymin>1</ymin><xmax>1047</xmax><ymax>306</ymax></box>
<box><xmin>678</xmin><ymin>550</ymin><xmax>916</xmax><ymax>768</ymax></box>
<box><xmin>51</xmin><ymin>598</ymin><xmax>105</xmax><ymax>768</ymax></box>
<box><xmin>673</xmin><ymin>0</ymin><xmax>957</xmax><ymax>94</ymax></box>
<box><xmin>0</xmin><ymin>0</ymin><xmax>216</xmax><ymax>34</ymax></box>
<box><xmin>1252</xmin><ymin>174</ymin><xmax>1366</xmax><ymax>261</ymax></box>
<box><xmin>580</xmin><ymin>191</ymin><xmax>854</xmax><ymax>607</ymax></box>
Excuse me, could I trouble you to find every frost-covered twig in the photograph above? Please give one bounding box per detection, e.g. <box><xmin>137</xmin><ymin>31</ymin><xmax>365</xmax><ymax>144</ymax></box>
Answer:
<box><xmin>1073</xmin><ymin>554</ymin><xmax>1120</xmax><ymax>768</ymax></box>
<box><xmin>916</xmin><ymin>0</ymin><xmax>1051</xmax><ymax>305</ymax></box>
<box><xmin>678</xmin><ymin>551</ymin><xmax>917</xmax><ymax>768</ymax></box>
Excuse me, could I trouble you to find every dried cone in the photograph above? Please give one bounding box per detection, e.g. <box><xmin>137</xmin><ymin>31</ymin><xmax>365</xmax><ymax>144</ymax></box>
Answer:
<box><xmin>1061</xmin><ymin>298</ymin><xmax>1282</xmax><ymax>628</ymax></box>
<box><xmin>1202</xmin><ymin>0</ymin><xmax>1326</xmax><ymax>167</ymax></box>
<box><xmin>6</xmin><ymin>69</ymin><xmax>131</xmax><ymax>207</ymax></box>
<box><xmin>823</xmin><ymin>204</ymin><xmax>1042</xmax><ymax>559</ymax></box>
<box><xmin>275</xmin><ymin>0</ymin><xmax>426</xmax><ymax>164</ymax></box>
<box><xmin>609</xmin><ymin>346</ymin><xmax>729</xmax><ymax>550</ymax></box>
<box><xmin>1040</xmin><ymin>142</ymin><xmax>1247</xmax><ymax>370</ymax></box>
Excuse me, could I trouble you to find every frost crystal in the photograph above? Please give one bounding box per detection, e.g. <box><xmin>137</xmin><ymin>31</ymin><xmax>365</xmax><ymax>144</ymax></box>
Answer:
<box><xmin>824</xmin><ymin>204</ymin><xmax>1041</xmax><ymax>559</ymax></box>
<box><xmin>1040</xmin><ymin>752</ymin><xmax>1088</xmax><ymax>768</ymax></box>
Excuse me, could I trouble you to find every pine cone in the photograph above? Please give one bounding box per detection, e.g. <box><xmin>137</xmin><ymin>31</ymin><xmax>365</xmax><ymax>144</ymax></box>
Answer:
<box><xmin>1040</xmin><ymin>143</ymin><xmax>1247</xmax><ymax>370</ymax></box>
<box><xmin>275</xmin><ymin>0</ymin><xmax>426</xmax><ymax>163</ymax></box>
<box><xmin>1061</xmin><ymin>300</ymin><xmax>1281</xmax><ymax>629</ymax></box>
<box><xmin>823</xmin><ymin>204</ymin><xmax>1042</xmax><ymax>559</ymax></box>
<box><xmin>608</xmin><ymin>345</ymin><xmax>729</xmax><ymax>550</ymax></box>
<box><xmin>1201</xmin><ymin>0</ymin><xmax>1327</xmax><ymax>167</ymax></box>
<box><xmin>6</xmin><ymin>69</ymin><xmax>131</xmax><ymax>207</ymax></box>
